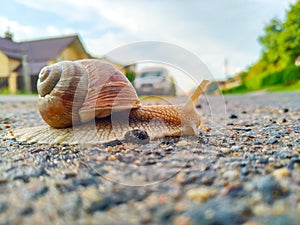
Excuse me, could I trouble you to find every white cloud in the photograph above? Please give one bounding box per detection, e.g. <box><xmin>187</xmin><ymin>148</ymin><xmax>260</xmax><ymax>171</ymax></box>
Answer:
<box><xmin>0</xmin><ymin>17</ymin><xmax>36</xmax><ymax>40</ymax></box>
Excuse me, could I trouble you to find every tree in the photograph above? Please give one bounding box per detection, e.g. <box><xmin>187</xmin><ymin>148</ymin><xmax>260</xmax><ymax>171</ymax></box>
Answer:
<box><xmin>247</xmin><ymin>1</ymin><xmax>300</xmax><ymax>77</ymax></box>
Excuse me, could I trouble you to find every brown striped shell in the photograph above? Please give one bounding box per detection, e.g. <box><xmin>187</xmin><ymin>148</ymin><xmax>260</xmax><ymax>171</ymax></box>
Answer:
<box><xmin>37</xmin><ymin>59</ymin><xmax>141</xmax><ymax>128</ymax></box>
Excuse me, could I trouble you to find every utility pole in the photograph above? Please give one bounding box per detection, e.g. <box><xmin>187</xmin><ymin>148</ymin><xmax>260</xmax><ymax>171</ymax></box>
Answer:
<box><xmin>22</xmin><ymin>55</ymin><xmax>31</xmax><ymax>93</ymax></box>
<box><xmin>224</xmin><ymin>57</ymin><xmax>229</xmax><ymax>79</ymax></box>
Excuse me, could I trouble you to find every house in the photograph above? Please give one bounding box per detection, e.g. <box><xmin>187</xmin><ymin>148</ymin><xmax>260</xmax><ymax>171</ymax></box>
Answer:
<box><xmin>0</xmin><ymin>31</ymin><xmax>92</xmax><ymax>93</ymax></box>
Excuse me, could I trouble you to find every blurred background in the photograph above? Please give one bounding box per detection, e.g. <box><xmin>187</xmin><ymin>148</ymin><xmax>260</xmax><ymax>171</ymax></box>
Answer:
<box><xmin>0</xmin><ymin>0</ymin><xmax>299</xmax><ymax>95</ymax></box>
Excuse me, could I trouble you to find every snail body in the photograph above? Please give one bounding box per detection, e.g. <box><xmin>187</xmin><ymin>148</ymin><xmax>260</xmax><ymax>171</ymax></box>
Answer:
<box><xmin>12</xmin><ymin>59</ymin><xmax>209</xmax><ymax>145</ymax></box>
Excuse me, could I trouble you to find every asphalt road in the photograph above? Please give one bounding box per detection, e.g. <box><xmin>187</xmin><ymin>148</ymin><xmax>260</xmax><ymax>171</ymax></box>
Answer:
<box><xmin>0</xmin><ymin>91</ymin><xmax>299</xmax><ymax>225</ymax></box>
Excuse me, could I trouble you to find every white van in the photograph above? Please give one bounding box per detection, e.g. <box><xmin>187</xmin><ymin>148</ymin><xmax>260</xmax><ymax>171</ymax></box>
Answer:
<box><xmin>133</xmin><ymin>67</ymin><xmax>176</xmax><ymax>96</ymax></box>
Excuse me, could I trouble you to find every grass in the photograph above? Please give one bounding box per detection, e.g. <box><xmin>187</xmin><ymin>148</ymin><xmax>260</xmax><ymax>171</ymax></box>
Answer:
<box><xmin>266</xmin><ymin>80</ymin><xmax>300</xmax><ymax>92</ymax></box>
<box><xmin>0</xmin><ymin>88</ymin><xmax>12</xmax><ymax>95</ymax></box>
<box><xmin>222</xmin><ymin>80</ymin><xmax>300</xmax><ymax>94</ymax></box>
<box><xmin>0</xmin><ymin>88</ymin><xmax>38</xmax><ymax>95</ymax></box>
<box><xmin>221</xmin><ymin>85</ymin><xmax>250</xmax><ymax>94</ymax></box>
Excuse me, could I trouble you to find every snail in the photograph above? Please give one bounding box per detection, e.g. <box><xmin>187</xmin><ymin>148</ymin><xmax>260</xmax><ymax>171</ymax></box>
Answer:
<box><xmin>11</xmin><ymin>59</ymin><xmax>209</xmax><ymax>145</ymax></box>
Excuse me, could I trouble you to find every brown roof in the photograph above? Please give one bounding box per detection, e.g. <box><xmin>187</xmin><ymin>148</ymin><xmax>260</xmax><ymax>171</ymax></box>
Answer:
<box><xmin>0</xmin><ymin>34</ymin><xmax>83</xmax><ymax>75</ymax></box>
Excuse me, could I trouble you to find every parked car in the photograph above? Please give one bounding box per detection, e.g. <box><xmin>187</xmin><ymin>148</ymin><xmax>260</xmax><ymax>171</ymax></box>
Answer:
<box><xmin>133</xmin><ymin>67</ymin><xmax>176</xmax><ymax>96</ymax></box>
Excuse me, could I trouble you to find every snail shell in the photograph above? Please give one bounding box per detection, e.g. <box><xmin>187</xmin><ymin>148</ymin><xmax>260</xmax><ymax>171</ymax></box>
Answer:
<box><xmin>11</xmin><ymin>59</ymin><xmax>209</xmax><ymax>145</ymax></box>
<box><xmin>37</xmin><ymin>59</ymin><xmax>140</xmax><ymax>128</ymax></box>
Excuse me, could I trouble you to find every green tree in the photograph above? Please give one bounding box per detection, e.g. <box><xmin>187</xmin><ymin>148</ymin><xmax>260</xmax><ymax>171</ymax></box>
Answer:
<box><xmin>247</xmin><ymin>1</ymin><xmax>300</xmax><ymax>77</ymax></box>
<box><xmin>280</xmin><ymin>1</ymin><xmax>300</xmax><ymax>64</ymax></box>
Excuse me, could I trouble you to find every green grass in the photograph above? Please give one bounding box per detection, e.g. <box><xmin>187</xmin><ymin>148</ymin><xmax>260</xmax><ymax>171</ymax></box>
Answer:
<box><xmin>222</xmin><ymin>84</ymin><xmax>250</xmax><ymax>94</ymax></box>
<box><xmin>222</xmin><ymin>80</ymin><xmax>300</xmax><ymax>94</ymax></box>
<box><xmin>266</xmin><ymin>80</ymin><xmax>300</xmax><ymax>92</ymax></box>
<box><xmin>0</xmin><ymin>88</ymin><xmax>38</xmax><ymax>95</ymax></box>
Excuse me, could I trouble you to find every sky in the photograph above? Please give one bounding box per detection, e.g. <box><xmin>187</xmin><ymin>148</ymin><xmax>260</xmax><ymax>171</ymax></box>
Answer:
<box><xmin>0</xmin><ymin>0</ymin><xmax>296</xmax><ymax>90</ymax></box>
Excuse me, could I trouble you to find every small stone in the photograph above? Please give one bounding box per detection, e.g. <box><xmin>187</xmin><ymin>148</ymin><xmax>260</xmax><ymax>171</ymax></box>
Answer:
<box><xmin>176</xmin><ymin>140</ymin><xmax>188</xmax><ymax>147</ymax></box>
<box><xmin>282</xmin><ymin>108</ymin><xmax>289</xmax><ymax>113</ymax></box>
<box><xmin>104</xmin><ymin>140</ymin><xmax>123</xmax><ymax>147</ymax></box>
<box><xmin>229</xmin><ymin>114</ymin><xmax>238</xmax><ymax>119</ymax></box>
<box><xmin>253</xmin><ymin>203</ymin><xmax>270</xmax><ymax>216</ymax></box>
<box><xmin>108</xmin><ymin>155</ymin><xmax>117</xmax><ymax>161</ymax></box>
<box><xmin>219</xmin><ymin>147</ymin><xmax>232</xmax><ymax>154</ymax></box>
<box><xmin>233</xmin><ymin>152</ymin><xmax>241</xmax><ymax>157</ymax></box>
<box><xmin>196</xmin><ymin>103</ymin><xmax>202</xmax><ymax>109</ymax></box>
<box><xmin>222</xmin><ymin>170</ymin><xmax>239</xmax><ymax>181</ymax></box>
<box><xmin>288</xmin><ymin>159</ymin><xmax>300</xmax><ymax>169</ymax></box>
<box><xmin>124</xmin><ymin>129</ymin><xmax>150</xmax><ymax>144</ymax></box>
<box><xmin>64</xmin><ymin>171</ymin><xmax>77</xmax><ymax>179</ymax></box>
<box><xmin>267</xmin><ymin>138</ymin><xmax>278</xmax><ymax>145</ymax></box>
<box><xmin>0</xmin><ymin>177</ymin><xmax>7</xmax><ymax>184</ymax></box>
<box><xmin>173</xmin><ymin>215</ymin><xmax>191</xmax><ymax>225</ymax></box>
<box><xmin>19</xmin><ymin>206</ymin><xmax>34</xmax><ymax>216</ymax></box>
<box><xmin>141</xmin><ymin>212</ymin><xmax>153</xmax><ymax>223</ymax></box>
<box><xmin>255</xmin><ymin>176</ymin><xmax>287</xmax><ymax>203</ymax></box>
<box><xmin>186</xmin><ymin>187</ymin><xmax>217</xmax><ymax>203</ymax></box>
<box><xmin>273</xmin><ymin>167</ymin><xmax>290</xmax><ymax>180</ymax></box>
<box><xmin>7</xmin><ymin>166</ymin><xmax>47</xmax><ymax>182</ymax></box>
<box><xmin>231</xmin><ymin>146</ymin><xmax>240</xmax><ymax>151</ymax></box>
<box><xmin>240</xmin><ymin>167</ymin><xmax>250</xmax><ymax>176</ymax></box>
<box><xmin>0</xmin><ymin>201</ymin><xmax>8</xmax><ymax>213</ymax></box>
<box><xmin>73</xmin><ymin>178</ymin><xmax>99</xmax><ymax>187</ymax></box>
<box><xmin>242</xmin><ymin>221</ymin><xmax>261</xmax><ymax>225</ymax></box>
<box><xmin>271</xmin><ymin>200</ymin><xmax>288</xmax><ymax>215</ymax></box>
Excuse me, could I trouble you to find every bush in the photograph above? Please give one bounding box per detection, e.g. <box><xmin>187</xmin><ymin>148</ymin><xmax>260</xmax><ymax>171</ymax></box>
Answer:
<box><xmin>244</xmin><ymin>75</ymin><xmax>264</xmax><ymax>90</ymax></box>
<box><xmin>125</xmin><ymin>71</ymin><xmax>136</xmax><ymax>83</ymax></box>
<box><xmin>244</xmin><ymin>65</ymin><xmax>300</xmax><ymax>90</ymax></box>
<box><xmin>222</xmin><ymin>84</ymin><xmax>248</xmax><ymax>94</ymax></box>
<box><xmin>262</xmin><ymin>66</ymin><xmax>300</xmax><ymax>87</ymax></box>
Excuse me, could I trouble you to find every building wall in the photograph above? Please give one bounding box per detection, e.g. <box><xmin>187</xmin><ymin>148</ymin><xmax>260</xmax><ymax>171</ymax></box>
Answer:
<box><xmin>0</xmin><ymin>51</ymin><xmax>22</xmax><ymax>93</ymax></box>
<box><xmin>0</xmin><ymin>51</ymin><xmax>9</xmax><ymax>77</ymax></box>
<box><xmin>49</xmin><ymin>41</ymin><xmax>90</xmax><ymax>64</ymax></box>
<box><xmin>8</xmin><ymin>58</ymin><xmax>21</xmax><ymax>93</ymax></box>
<box><xmin>9</xmin><ymin>72</ymin><xmax>18</xmax><ymax>94</ymax></box>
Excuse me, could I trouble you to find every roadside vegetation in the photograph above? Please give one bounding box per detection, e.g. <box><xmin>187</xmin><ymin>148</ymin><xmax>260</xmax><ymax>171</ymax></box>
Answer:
<box><xmin>223</xmin><ymin>1</ymin><xmax>300</xmax><ymax>94</ymax></box>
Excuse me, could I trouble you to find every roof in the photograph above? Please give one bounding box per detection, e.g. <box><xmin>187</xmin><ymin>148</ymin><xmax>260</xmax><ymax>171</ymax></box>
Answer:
<box><xmin>0</xmin><ymin>37</ymin><xmax>23</xmax><ymax>59</ymax></box>
<box><xmin>0</xmin><ymin>34</ymin><xmax>84</xmax><ymax>75</ymax></box>
<box><xmin>0</xmin><ymin>35</ymin><xmax>79</xmax><ymax>61</ymax></box>
<box><xmin>20</xmin><ymin>35</ymin><xmax>78</xmax><ymax>61</ymax></box>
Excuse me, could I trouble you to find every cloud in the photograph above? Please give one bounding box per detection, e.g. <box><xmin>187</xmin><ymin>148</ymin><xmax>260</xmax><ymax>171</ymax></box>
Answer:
<box><xmin>0</xmin><ymin>17</ymin><xmax>37</xmax><ymax>40</ymax></box>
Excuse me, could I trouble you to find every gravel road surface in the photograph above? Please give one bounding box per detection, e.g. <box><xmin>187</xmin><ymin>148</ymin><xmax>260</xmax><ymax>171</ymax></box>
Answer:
<box><xmin>0</xmin><ymin>92</ymin><xmax>299</xmax><ymax>225</ymax></box>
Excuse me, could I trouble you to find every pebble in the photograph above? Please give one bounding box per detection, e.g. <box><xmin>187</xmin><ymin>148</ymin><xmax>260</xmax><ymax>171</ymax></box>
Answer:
<box><xmin>124</xmin><ymin>129</ymin><xmax>150</xmax><ymax>144</ymax></box>
<box><xmin>267</xmin><ymin>138</ymin><xmax>278</xmax><ymax>145</ymax></box>
<box><xmin>219</xmin><ymin>147</ymin><xmax>232</xmax><ymax>154</ymax></box>
<box><xmin>273</xmin><ymin>167</ymin><xmax>290</xmax><ymax>180</ymax></box>
<box><xmin>222</xmin><ymin>170</ymin><xmax>239</xmax><ymax>181</ymax></box>
<box><xmin>231</xmin><ymin>145</ymin><xmax>240</xmax><ymax>151</ymax></box>
<box><xmin>186</xmin><ymin>187</ymin><xmax>217</xmax><ymax>203</ymax></box>
<box><xmin>255</xmin><ymin>176</ymin><xmax>287</xmax><ymax>203</ymax></box>
<box><xmin>176</xmin><ymin>140</ymin><xmax>188</xmax><ymax>147</ymax></box>
<box><xmin>229</xmin><ymin>114</ymin><xmax>238</xmax><ymax>119</ymax></box>
<box><xmin>187</xmin><ymin>198</ymin><xmax>248</xmax><ymax>225</ymax></box>
<box><xmin>282</xmin><ymin>108</ymin><xmax>289</xmax><ymax>113</ymax></box>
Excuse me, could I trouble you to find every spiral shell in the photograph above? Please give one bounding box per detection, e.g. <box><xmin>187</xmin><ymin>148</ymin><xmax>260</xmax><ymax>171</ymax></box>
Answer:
<box><xmin>37</xmin><ymin>59</ymin><xmax>141</xmax><ymax>128</ymax></box>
